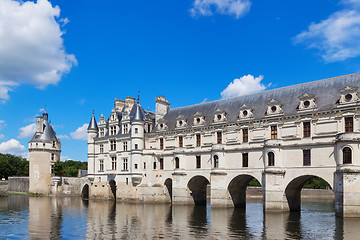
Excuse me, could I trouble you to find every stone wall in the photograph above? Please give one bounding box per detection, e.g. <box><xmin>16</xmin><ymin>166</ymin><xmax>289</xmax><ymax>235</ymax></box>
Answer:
<box><xmin>50</xmin><ymin>177</ymin><xmax>90</xmax><ymax>196</ymax></box>
<box><xmin>0</xmin><ymin>180</ymin><xmax>8</xmax><ymax>197</ymax></box>
<box><xmin>8</xmin><ymin>177</ymin><xmax>29</xmax><ymax>193</ymax></box>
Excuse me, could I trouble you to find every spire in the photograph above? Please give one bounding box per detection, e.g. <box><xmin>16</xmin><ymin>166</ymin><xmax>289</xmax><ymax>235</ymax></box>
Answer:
<box><xmin>137</xmin><ymin>90</ymin><xmax>140</xmax><ymax>104</ymax></box>
<box><xmin>88</xmin><ymin>110</ymin><xmax>99</xmax><ymax>131</ymax></box>
<box><xmin>129</xmin><ymin>102</ymin><xmax>146</xmax><ymax>122</ymax></box>
<box><xmin>43</xmin><ymin>106</ymin><xmax>48</xmax><ymax>120</ymax></box>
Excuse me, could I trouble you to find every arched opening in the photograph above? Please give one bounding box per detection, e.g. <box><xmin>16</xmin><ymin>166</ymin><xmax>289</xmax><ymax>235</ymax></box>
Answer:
<box><xmin>268</xmin><ymin>152</ymin><xmax>275</xmax><ymax>166</ymax></box>
<box><xmin>228</xmin><ymin>175</ymin><xmax>262</xmax><ymax>208</ymax></box>
<box><xmin>343</xmin><ymin>147</ymin><xmax>352</xmax><ymax>164</ymax></box>
<box><xmin>164</xmin><ymin>178</ymin><xmax>173</xmax><ymax>202</ymax></box>
<box><xmin>285</xmin><ymin>175</ymin><xmax>332</xmax><ymax>211</ymax></box>
<box><xmin>213</xmin><ymin>155</ymin><xmax>219</xmax><ymax>168</ymax></box>
<box><xmin>175</xmin><ymin>157</ymin><xmax>180</xmax><ymax>169</ymax></box>
<box><xmin>188</xmin><ymin>175</ymin><xmax>210</xmax><ymax>205</ymax></box>
<box><xmin>81</xmin><ymin>184</ymin><xmax>89</xmax><ymax>199</ymax></box>
<box><xmin>109</xmin><ymin>180</ymin><xmax>116</xmax><ymax>200</ymax></box>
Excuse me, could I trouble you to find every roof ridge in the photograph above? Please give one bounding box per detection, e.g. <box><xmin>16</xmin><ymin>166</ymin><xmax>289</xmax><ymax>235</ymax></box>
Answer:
<box><xmin>169</xmin><ymin>72</ymin><xmax>360</xmax><ymax>111</ymax></box>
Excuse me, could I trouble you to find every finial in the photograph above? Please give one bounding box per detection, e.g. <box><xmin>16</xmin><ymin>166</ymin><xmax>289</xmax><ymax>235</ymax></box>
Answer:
<box><xmin>137</xmin><ymin>90</ymin><xmax>140</xmax><ymax>104</ymax></box>
<box><xmin>92</xmin><ymin>108</ymin><xmax>94</xmax><ymax>115</ymax></box>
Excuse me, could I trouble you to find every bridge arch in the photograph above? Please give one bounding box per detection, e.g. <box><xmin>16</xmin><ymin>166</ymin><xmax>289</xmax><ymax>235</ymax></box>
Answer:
<box><xmin>228</xmin><ymin>174</ymin><xmax>261</xmax><ymax>208</ymax></box>
<box><xmin>188</xmin><ymin>175</ymin><xmax>210</xmax><ymax>205</ymax></box>
<box><xmin>109</xmin><ymin>180</ymin><xmax>116</xmax><ymax>200</ymax></box>
<box><xmin>285</xmin><ymin>175</ymin><xmax>332</xmax><ymax>211</ymax></box>
<box><xmin>164</xmin><ymin>178</ymin><xmax>172</xmax><ymax>201</ymax></box>
<box><xmin>81</xmin><ymin>183</ymin><xmax>89</xmax><ymax>199</ymax></box>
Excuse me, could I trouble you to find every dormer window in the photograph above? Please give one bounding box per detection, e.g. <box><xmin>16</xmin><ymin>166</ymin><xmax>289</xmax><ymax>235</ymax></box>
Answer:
<box><xmin>176</xmin><ymin>115</ymin><xmax>187</xmax><ymax>128</ymax></box>
<box><xmin>214</xmin><ymin>109</ymin><xmax>227</xmax><ymax>123</ymax></box>
<box><xmin>298</xmin><ymin>93</ymin><xmax>316</xmax><ymax>111</ymax></box>
<box><xmin>339</xmin><ymin>86</ymin><xmax>358</xmax><ymax>104</ymax></box>
<box><xmin>193</xmin><ymin>112</ymin><xmax>205</xmax><ymax>126</ymax></box>
<box><xmin>239</xmin><ymin>104</ymin><xmax>253</xmax><ymax>119</ymax></box>
<box><xmin>266</xmin><ymin>99</ymin><xmax>283</xmax><ymax>115</ymax></box>
<box><xmin>157</xmin><ymin>119</ymin><xmax>167</xmax><ymax>131</ymax></box>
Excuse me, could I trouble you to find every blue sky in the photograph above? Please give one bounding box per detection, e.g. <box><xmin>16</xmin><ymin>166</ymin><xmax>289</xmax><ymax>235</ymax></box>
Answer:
<box><xmin>0</xmin><ymin>0</ymin><xmax>360</xmax><ymax>161</ymax></box>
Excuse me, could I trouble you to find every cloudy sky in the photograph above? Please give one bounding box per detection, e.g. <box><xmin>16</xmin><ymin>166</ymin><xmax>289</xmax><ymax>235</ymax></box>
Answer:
<box><xmin>1</xmin><ymin>0</ymin><xmax>360</xmax><ymax>161</ymax></box>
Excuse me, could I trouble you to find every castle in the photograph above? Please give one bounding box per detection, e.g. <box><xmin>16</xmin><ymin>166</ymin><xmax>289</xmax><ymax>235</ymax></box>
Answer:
<box><xmin>87</xmin><ymin>73</ymin><xmax>360</xmax><ymax>217</ymax></box>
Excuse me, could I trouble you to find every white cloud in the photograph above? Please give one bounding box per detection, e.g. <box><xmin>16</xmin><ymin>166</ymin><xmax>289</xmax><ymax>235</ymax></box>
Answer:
<box><xmin>190</xmin><ymin>0</ymin><xmax>251</xmax><ymax>18</ymax></box>
<box><xmin>0</xmin><ymin>139</ymin><xmax>26</xmax><ymax>157</ymax></box>
<box><xmin>58</xmin><ymin>134</ymin><xmax>70</xmax><ymax>140</ymax></box>
<box><xmin>70</xmin><ymin>124</ymin><xmax>88</xmax><ymax>140</ymax></box>
<box><xmin>221</xmin><ymin>74</ymin><xmax>268</xmax><ymax>98</ymax></box>
<box><xmin>0</xmin><ymin>0</ymin><xmax>77</xmax><ymax>101</ymax></box>
<box><xmin>18</xmin><ymin>123</ymin><xmax>36</xmax><ymax>139</ymax></box>
<box><xmin>0</xmin><ymin>134</ymin><xmax>4</xmax><ymax>140</ymax></box>
<box><xmin>60</xmin><ymin>155</ymin><xmax>71</xmax><ymax>161</ymax></box>
<box><xmin>294</xmin><ymin>1</ymin><xmax>360</xmax><ymax>62</ymax></box>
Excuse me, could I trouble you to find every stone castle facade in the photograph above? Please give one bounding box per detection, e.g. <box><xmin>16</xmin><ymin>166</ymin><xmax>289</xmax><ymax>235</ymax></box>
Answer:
<box><xmin>87</xmin><ymin>73</ymin><xmax>360</xmax><ymax>217</ymax></box>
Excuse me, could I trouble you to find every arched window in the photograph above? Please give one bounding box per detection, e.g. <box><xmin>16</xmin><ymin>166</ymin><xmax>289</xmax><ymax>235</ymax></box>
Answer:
<box><xmin>175</xmin><ymin>157</ymin><xmax>180</xmax><ymax>169</ymax></box>
<box><xmin>343</xmin><ymin>147</ymin><xmax>352</xmax><ymax>164</ymax></box>
<box><xmin>268</xmin><ymin>152</ymin><xmax>275</xmax><ymax>166</ymax></box>
<box><xmin>213</xmin><ymin>155</ymin><xmax>219</xmax><ymax>168</ymax></box>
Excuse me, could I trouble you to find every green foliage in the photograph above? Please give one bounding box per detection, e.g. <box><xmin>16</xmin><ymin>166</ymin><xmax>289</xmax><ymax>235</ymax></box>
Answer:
<box><xmin>54</xmin><ymin>160</ymin><xmax>87</xmax><ymax>177</ymax></box>
<box><xmin>248</xmin><ymin>178</ymin><xmax>261</xmax><ymax>187</ymax></box>
<box><xmin>0</xmin><ymin>153</ymin><xmax>29</xmax><ymax>179</ymax></box>
<box><xmin>303</xmin><ymin>177</ymin><xmax>331</xmax><ymax>189</ymax></box>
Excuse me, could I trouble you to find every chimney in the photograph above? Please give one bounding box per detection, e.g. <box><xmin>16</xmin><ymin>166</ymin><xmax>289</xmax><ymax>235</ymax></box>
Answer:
<box><xmin>114</xmin><ymin>99</ymin><xmax>125</xmax><ymax>111</ymax></box>
<box><xmin>155</xmin><ymin>95</ymin><xmax>170</xmax><ymax>123</ymax></box>
<box><xmin>36</xmin><ymin>116</ymin><xmax>44</xmax><ymax>133</ymax></box>
<box><xmin>125</xmin><ymin>97</ymin><xmax>136</xmax><ymax>111</ymax></box>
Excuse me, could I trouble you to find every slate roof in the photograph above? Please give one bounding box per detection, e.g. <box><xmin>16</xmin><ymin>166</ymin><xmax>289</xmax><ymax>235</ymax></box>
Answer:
<box><xmin>30</xmin><ymin>114</ymin><xmax>59</xmax><ymax>143</ymax></box>
<box><xmin>88</xmin><ymin>113</ymin><xmax>99</xmax><ymax>131</ymax></box>
<box><xmin>129</xmin><ymin>103</ymin><xmax>146</xmax><ymax>122</ymax></box>
<box><xmin>160</xmin><ymin>73</ymin><xmax>360</xmax><ymax>131</ymax></box>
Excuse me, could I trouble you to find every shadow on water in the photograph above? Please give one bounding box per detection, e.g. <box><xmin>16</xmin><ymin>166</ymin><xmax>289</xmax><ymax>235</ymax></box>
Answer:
<box><xmin>188</xmin><ymin>205</ymin><xmax>209</xmax><ymax>237</ymax></box>
<box><xmin>228</xmin><ymin>208</ymin><xmax>251</xmax><ymax>239</ymax></box>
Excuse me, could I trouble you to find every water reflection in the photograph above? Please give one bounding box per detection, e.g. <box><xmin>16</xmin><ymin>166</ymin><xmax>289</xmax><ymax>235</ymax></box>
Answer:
<box><xmin>0</xmin><ymin>195</ymin><xmax>359</xmax><ymax>239</ymax></box>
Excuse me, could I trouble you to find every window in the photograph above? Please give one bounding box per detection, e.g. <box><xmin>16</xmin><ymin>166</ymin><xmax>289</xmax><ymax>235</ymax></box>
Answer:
<box><xmin>179</xmin><ymin>136</ymin><xmax>183</xmax><ymax>147</ymax></box>
<box><xmin>134</xmin><ymin>164</ymin><xmax>138</xmax><ymax>169</ymax></box>
<box><xmin>160</xmin><ymin>138</ymin><xmax>164</xmax><ymax>149</ymax></box>
<box><xmin>196</xmin><ymin>156</ymin><xmax>201</xmax><ymax>169</ymax></box>
<box><xmin>100</xmin><ymin>128</ymin><xmax>104</xmax><ymax>137</ymax></box>
<box><xmin>153</xmin><ymin>162</ymin><xmax>157</xmax><ymax>170</ymax></box>
<box><xmin>123</xmin><ymin>158</ymin><xmax>128</xmax><ymax>170</ymax></box>
<box><xmin>217</xmin><ymin>132</ymin><xmax>222</xmax><ymax>144</ymax></box>
<box><xmin>271</xmin><ymin>126</ymin><xmax>277</xmax><ymax>139</ymax></box>
<box><xmin>100</xmin><ymin>144</ymin><xmax>104</xmax><ymax>153</ymax></box>
<box><xmin>242</xmin><ymin>153</ymin><xmax>248</xmax><ymax>167</ymax></box>
<box><xmin>268</xmin><ymin>152</ymin><xmax>275</xmax><ymax>166</ymax></box>
<box><xmin>143</xmin><ymin>162</ymin><xmax>146</xmax><ymax>169</ymax></box>
<box><xmin>160</xmin><ymin>158</ymin><xmax>164</xmax><ymax>170</ymax></box>
<box><xmin>123</xmin><ymin>141</ymin><xmax>128</xmax><ymax>151</ymax></box>
<box><xmin>135</xmin><ymin>144</ymin><xmax>138</xmax><ymax>150</ymax></box>
<box><xmin>52</xmin><ymin>141</ymin><xmax>56</xmax><ymax>148</ymax></box>
<box><xmin>51</xmin><ymin>153</ymin><xmax>55</xmax><ymax>161</ymax></box>
<box><xmin>110</xmin><ymin>140</ymin><xmax>116</xmax><ymax>151</ymax></box>
<box><xmin>303</xmin><ymin>149</ymin><xmax>311</xmax><ymax>166</ymax></box>
<box><xmin>110</xmin><ymin>126</ymin><xmax>116</xmax><ymax>135</ymax></box>
<box><xmin>343</xmin><ymin>147</ymin><xmax>352</xmax><ymax>164</ymax></box>
<box><xmin>99</xmin><ymin>160</ymin><xmax>104</xmax><ymax>171</ymax></box>
<box><xmin>303</xmin><ymin>122</ymin><xmax>311</xmax><ymax>138</ymax></box>
<box><xmin>147</xmin><ymin>124</ymin><xmax>151</xmax><ymax>133</ymax></box>
<box><xmin>111</xmin><ymin>156</ymin><xmax>117</xmax><ymax>170</ymax></box>
<box><xmin>196</xmin><ymin>134</ymin><xmax>201</xmax><ymax>147</ymax></box>
<box><xmin>135</xmin><ymin>128</ymin><xmax>138</xmax><ymax>134</ymax></box>
<box><xmin>243</xmin><ymin>129</ymin><xmax>248</xmax><ymax>143</ymax></box>
<box><xmin>123</xmin><ymin>124</ymin><xmax>128</xmax><ymax>134</ymax></box>
<box><xmin>213</xmin><ymin>155</ymin><xmax>219</xmax><ymax>168</ymax></box>
<box><xmin>345</xmin><ymin>117</ymin><xmax>353</xmax><ymax>133</ymax></box>
<box><xmin>175</xmin><ymin>157</ymin><xmax>180</xmax><ymax>169</ymax></box>
<box><xmin>126</xmin><ymin>178</ymin><xmax>128</xmax><ymax>185</ymax></box>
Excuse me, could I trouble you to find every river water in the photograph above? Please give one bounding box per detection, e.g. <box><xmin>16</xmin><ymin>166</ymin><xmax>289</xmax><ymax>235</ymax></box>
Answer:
<box><xmin>0</xmin><ymin>194</ymin><xmax>357</xmax><ymax>239</ymax></box>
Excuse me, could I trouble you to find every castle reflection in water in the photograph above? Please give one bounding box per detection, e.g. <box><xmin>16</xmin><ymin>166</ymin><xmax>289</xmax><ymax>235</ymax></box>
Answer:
<box><xmin>0</xmin><ymin>195</ymin><xmax>358</xmax><ymax>239</ymax></box>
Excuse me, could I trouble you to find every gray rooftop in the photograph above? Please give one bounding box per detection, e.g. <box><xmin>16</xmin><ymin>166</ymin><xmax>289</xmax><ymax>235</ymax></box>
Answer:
<box><xmin>129</xmin><ymin>103</ymin><xmax>146</xmax><ymax>122</ymax></box>
<box><xmin>30</xmin><ymin>114</ymin><xmax>59</xmax><ymax>143</ymax></box>
<box><xmin>161</xmin><ymin>73</ymin><xmax>360</xmax><ymax>131</ymax></box>
<box><xmin>88</xmin><ymin>112</ymin><xmax>99</xmax><ymax>131</ymax></box>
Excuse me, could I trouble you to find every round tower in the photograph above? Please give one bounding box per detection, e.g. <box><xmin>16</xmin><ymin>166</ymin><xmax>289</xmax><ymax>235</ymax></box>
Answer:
<box><xmin>28</xmin><ymin>110</ymin><xmax>61</xmax><ymax>195</ymax></box>
<box><xmin>129</xmin><ymin>100</ymin><xmax>146</xmax><ymax>184</ymax></box>
<box><xmin>87</xmin><ymin>110</ymin><xmax>99</xmax><ymax>181</ymax></box>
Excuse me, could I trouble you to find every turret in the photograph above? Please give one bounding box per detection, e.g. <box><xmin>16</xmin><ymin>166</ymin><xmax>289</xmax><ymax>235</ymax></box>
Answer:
<box><xmin>87</xmin><ymin>111</ymin><xmax>98</xmax><ymax>179</ymax></box>
<box><xmin>155</xmin><ymin>95</ymin><xmax>170</xmax><ymax>123</ymax></box>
